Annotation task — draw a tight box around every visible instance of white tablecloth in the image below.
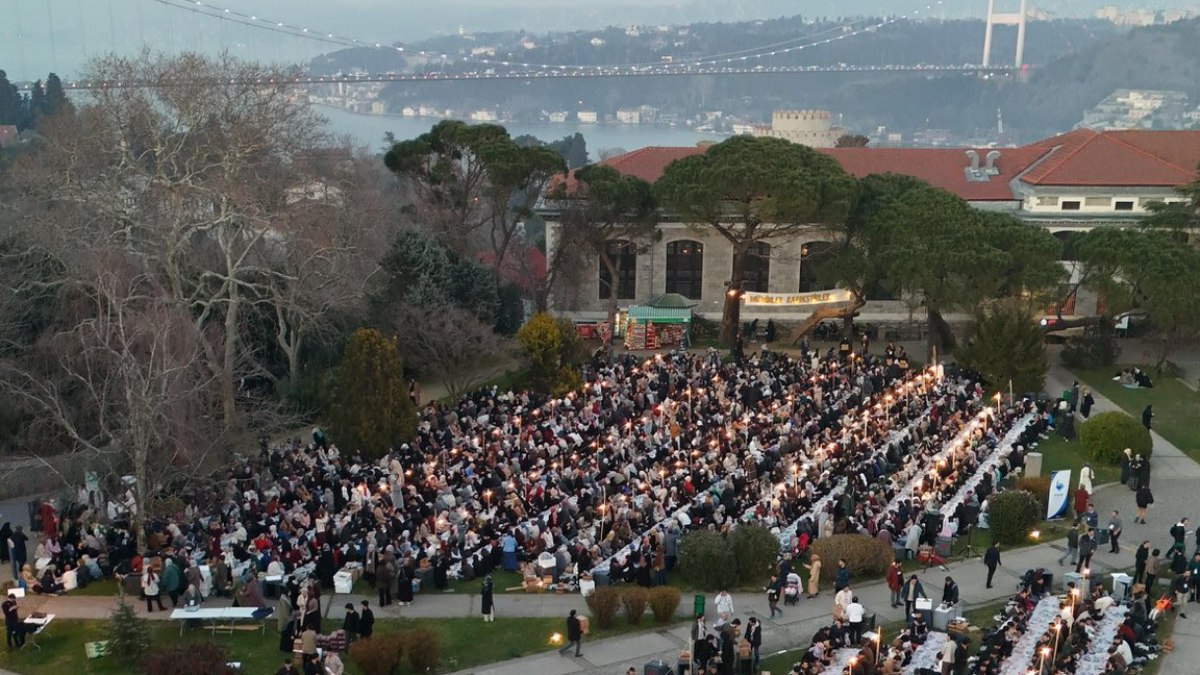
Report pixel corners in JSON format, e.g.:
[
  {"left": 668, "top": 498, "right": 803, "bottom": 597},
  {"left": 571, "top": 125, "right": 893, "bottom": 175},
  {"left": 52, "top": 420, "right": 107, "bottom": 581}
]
[
  {"left": 1075, "top": 604, "right": 1128, "bottom": 675},
  {"left": 818, "top": 647, "right": 863, "bottom": 675},
  {"left": 884, "top": 408, "right": 991, "bottom": 515},
  {"left": 904, "top": 630, "right": 949, "bottom": 674},
  {"left": 998, "top": 596, "right": 1063, "bottom": 675},
  {"left": 941, "top": 412, "right": 1036, "bottom": 519}
]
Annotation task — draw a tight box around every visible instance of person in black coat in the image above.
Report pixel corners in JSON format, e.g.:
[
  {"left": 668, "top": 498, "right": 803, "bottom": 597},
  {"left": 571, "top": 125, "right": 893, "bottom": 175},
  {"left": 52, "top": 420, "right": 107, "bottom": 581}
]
[
  {"left": 359, "top": 600, "right": 375, "bottom": 638},
  {"left": 1142, "top": 405, "right": 1153, "bottom": 430},
  {"left": 341, "top": 603, "right": 360, "bottom": 643},
  {"left": 1080, "top": 390, "right": 1095, "bottom": 419},
  {"left": 396, "top": 559, "right": 414, "bottom": 605},
  {"left": 481, "top": 575, "right": 495, "bottom": 622},
  {"left": 942, "top": 577, "right": 960, "bottom": 606},
  {"left": 558, "top": 609, "right": 583, "bottom": 657},
  {"left": 984, "top": 543, "right": 1002, "bottom": 589},
  {"left": 316, "top": 545, "right": 336, "bottom": 589}
]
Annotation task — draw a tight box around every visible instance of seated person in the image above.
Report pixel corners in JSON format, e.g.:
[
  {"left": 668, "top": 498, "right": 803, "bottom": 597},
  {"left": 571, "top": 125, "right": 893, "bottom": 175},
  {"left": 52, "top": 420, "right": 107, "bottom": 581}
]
[
  {"left": 36, "top": 566, "right": 63, "bottom": 594},
  {"left": 19, "top": 565, "right": 38, "bottom": 591}
]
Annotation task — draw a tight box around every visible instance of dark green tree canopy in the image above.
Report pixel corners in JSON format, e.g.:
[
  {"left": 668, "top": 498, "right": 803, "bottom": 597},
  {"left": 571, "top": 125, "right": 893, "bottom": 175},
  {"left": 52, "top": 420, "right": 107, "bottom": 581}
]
[{"left": 327, "top": 328, "right": 416, "bottom": 459}]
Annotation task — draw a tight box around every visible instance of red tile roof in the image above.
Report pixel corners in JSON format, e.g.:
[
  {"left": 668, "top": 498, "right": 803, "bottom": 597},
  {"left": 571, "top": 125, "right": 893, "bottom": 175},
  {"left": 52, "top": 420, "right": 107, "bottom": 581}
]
[
  {"left": 559, "top": 130, "right": 1200, "bottom": 203},
  {"left": 1018, "top": 129, "right": 1200, "bottom": 186}
]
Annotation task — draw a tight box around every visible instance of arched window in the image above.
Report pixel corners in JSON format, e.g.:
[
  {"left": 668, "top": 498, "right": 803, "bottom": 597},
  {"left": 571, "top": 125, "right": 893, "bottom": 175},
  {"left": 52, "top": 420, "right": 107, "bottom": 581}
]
[
  {"left": 665, "top": 240, "right": 704, "bottom": 299},
  {"left": 1053, "top": 231, "right": 1079, "bottom": 262},
  {"left": 742, "top": 242, "right": 771, "bottom": 293},
  {"left": 797, "top": 241, "right": 834, "bottom": 293},
  {"left": 598, "top": 240, "right": 637, "bottom": 300}
]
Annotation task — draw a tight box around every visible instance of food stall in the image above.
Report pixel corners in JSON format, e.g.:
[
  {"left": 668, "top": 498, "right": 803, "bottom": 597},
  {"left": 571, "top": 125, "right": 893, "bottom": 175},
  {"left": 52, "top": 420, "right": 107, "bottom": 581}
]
[{"left": 623, "top": 304, "right": 693, "bottom": 350}]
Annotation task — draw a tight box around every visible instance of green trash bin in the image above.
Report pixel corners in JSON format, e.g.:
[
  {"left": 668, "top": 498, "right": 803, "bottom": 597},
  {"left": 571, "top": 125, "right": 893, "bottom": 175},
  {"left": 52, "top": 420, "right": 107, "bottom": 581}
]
[{"left": 693, "top": 594, "right": 705, "bottom": 617}]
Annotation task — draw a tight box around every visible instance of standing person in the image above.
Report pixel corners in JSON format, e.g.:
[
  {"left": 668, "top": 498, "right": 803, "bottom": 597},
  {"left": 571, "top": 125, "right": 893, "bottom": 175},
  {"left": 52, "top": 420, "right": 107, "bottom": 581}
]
[
  {"left": 359, "top": 600, "right": 375, "bottom": 638},
  {"left": 766, "top": 575, "right": 782, "bottom": 618},
  {"left": 557, "top": 609, "right": 583, "bottom": 658},
  {"left": 1080, "top": 389, "right": 1095, "bottom": 419},
  {"left": 1058, "top": 527, "right": 1080, "bottom": 567},
  {"left": 984, "top": 543, "right": 1002, "bottom": 589},
  {"left": 1172, "top": 519, "right": 1190, "bottom": 556},
  {"left": 1108, "top": 511, "right": 1123, "bottom": 554},
  {"left": 746, "top": 616, "right": 762, "bottom": 672},
  {"left": 378, "top": 555, "right": 394, "bottom": 607},
  {"left": 714, "top": 589, "right": 734, "bottom": 622},
  {"left": 939, "top": 633, "right": 958, "bottom": 675},
  {"left": 142, "top": 565, "right": 166, "bottom": 612},
  {"left": 481, "top": 575, "right": 495, "bottom": 623},
  {"left": 3, "top": 592, "right": 25, "bottom": 649},
  {"left": 805, "top": 554, "right": 822, "bottom": 598},
  {"left": 7, "top": 526, "right": 27, "bottom": 582},
  {"left": 846, "top": 596, "right": 866, "bottom": 645},
  {"left": 1171, "top": 571, "right": 1190, "bottom": 619},
  {"left": 1073, "top": 487, "right": 1089, "bottom": 526},
  {"left": 1142, "top": 405, "right": 1154, "bottom": 431},
  {"left": 887, "top": 561, "right": 903, "bottom": 607},
  {"left": 501, "top": 531, "right": 519, "bottom": 572},
  {"left": 1145, "top": 549, "right": 1161, "bottom": 592},
  {"left": 342, "top": 603, "right": 360, "bottom": 644},
  {"left": 901, "top": 574, "right": 926, "bottom": 622},
  {"left": 691, "top": 614, "right": 708, "bottom": 669},
  {"left": 1134, "top": 541, "right": 1151, "bottom": 585},
  {"left": 1077, "top": 528, "right": 1097, "bottom": 573},
  {"left": 1135, "top": 485, "right": 1154, "bottom": 524},
  {"left": 834, "top": 585, "right": 853, "bottom": 622},
  {"left": 834, "top": 559, "right": 851, "bottom": 593},
  {"left": 1121, "top": 449, "right": 1133, "bottom": 486},
  {"left": 1079, "top": 464, "right": 1095, "bottom": 495},
  {"left": 941, "top": 577, "right": 960, "bottom": 606}
]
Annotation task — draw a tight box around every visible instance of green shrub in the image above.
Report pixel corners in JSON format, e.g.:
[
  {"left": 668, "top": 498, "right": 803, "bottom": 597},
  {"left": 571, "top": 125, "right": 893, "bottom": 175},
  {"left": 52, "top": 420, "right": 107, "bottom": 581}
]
[
  {"left": 1014, "top": 476, "right": 1052, "bottom": 506},
  {"left": 141, "top": 644, "right": 235, "bottom": 675},
  {"left": 732, "top": 524, "right": 782, "bottom": 586},
  {"left": 678, "top": 530, "right": 738, "bottom": 591},
  {"left": 807, "top": 535, "right": 894, "bottom": 581},
  {"left": 328, "top": 328, "right": 417, "bottom": 459},
  {"left": 1061, "top": 332, "right": 1119, "bottom": 369},
  {"left": 350, "top": 633, "right": 404, "bottom": 675},
  {"left": 404, "top": 628, "right": 441, "bottom": 673},
  {"left": 105, "top": 599, "right": 150, "bottom": 663},
  {"left": 987, "top": 490, "right": 1042, "bottom": 545},
  {"left": 586, "top": 586, "right": 623, "bottom": 629},
  {"left": 1079, "top": 411, "right": 1152, "bottom": 465},
  {"left": 622, "top": 587, "right": 649, "bottom": 624},
  {"left": 648, "top": 586, "right": 682, "bottom": 622}
]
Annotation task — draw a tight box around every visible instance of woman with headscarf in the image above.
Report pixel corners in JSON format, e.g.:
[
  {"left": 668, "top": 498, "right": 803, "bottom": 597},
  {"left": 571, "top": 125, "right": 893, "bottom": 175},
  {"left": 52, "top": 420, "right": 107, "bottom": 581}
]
[
  {"left": 396, "top": 557, "right": 414, "bottom": 605},
  {"left": 316, "top": 544, "right": 336, "bottom": 589}
]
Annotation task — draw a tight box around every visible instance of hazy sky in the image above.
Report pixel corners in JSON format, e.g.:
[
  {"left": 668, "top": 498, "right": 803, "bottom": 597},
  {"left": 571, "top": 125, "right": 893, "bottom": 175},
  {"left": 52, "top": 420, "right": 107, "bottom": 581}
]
[{"left": 0, "top": 0, "right": 1172, "bottom": 81}]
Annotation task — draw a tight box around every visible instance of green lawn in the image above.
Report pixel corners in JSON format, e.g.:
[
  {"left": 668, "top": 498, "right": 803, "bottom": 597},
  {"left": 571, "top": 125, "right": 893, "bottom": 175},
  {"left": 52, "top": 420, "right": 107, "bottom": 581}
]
[
  {"left": 0, "top": 614, "right": 658, "bottom": 675},
  {"left": 1072, "top": 365, "right": 1200, "bottom": 462},
  {"left": 1034, "top": 435, "right": 1121, "bottom": 486}
]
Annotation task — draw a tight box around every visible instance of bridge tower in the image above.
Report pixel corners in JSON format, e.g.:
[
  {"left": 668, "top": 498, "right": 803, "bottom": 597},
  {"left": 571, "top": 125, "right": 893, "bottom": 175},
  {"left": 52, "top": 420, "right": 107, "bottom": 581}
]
[{"left": 982, "top": 0, "right": 1028, "bottom": 68}]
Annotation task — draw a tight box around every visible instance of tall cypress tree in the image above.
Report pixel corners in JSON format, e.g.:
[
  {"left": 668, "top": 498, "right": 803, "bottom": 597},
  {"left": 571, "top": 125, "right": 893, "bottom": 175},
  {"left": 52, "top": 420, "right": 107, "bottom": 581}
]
[
  {"left": 29, "top": 80, "right": 46, "bottom": 122},
  {"left": 0, "top": 70, "right": 19, "bottom": 126},
  {"left": 44, "top": 73, "right": 71, "bottom": 118}
]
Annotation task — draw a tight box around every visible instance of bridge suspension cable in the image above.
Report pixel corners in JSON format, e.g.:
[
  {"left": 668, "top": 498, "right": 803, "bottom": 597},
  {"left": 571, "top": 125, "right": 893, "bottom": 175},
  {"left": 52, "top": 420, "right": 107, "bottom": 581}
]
[{"left": 148, "top": 0, "right": 958, "bottom": 74}]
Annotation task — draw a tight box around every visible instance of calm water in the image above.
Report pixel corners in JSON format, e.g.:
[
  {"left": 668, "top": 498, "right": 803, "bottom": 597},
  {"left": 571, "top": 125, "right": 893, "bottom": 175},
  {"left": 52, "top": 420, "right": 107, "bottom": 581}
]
[{"left": 318, "top": 105, "right": 726, "bottom": 154}]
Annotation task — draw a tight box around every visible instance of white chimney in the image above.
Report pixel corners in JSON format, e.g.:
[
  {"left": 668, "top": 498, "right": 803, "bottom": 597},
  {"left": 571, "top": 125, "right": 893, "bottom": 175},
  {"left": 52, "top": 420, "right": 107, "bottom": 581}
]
[
  {"left": 985, "top": 150, "right": 1001, "bottom": 175},
  {"left": 965, "top": 150, "right": 980, "bottom": 170}
]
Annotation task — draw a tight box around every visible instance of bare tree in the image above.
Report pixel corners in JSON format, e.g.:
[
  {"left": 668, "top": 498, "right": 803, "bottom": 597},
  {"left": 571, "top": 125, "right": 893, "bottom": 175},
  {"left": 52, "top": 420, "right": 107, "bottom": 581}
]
[
  {"left": 3, "top": 51, "right": 334, "bottom": 428},
  {"left": 0, "top": 256, "right": 229, "bottom": 549},
  {"left": 392, "top": 305, "right": 509, "bottom": 399}
]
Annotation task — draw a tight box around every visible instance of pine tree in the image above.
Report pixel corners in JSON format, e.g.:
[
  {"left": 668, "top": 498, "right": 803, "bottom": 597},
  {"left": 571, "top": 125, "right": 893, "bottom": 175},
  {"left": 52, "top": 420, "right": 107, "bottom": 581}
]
[
  {"left": 105, "top": 598, "right": 151, "bottom": 662},
  {"left": 44, "top": 73, "right": 72, "bottom": 118},
  {"left": 327, "top": 328, "right": 416, "bottom": 459}
]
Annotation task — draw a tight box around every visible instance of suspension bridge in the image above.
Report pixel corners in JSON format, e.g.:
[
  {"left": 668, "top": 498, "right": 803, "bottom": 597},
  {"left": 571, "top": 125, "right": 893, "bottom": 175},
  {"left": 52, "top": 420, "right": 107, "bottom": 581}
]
[{"left": 5, "top": 0, "right": 1036, "bottom": 90}]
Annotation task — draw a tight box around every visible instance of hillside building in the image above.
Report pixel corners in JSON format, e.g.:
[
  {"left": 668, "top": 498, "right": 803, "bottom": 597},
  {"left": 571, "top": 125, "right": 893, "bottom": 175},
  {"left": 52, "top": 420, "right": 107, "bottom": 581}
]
[{"left": 540, "top": 129, "right": 1200, "bottom": 324}]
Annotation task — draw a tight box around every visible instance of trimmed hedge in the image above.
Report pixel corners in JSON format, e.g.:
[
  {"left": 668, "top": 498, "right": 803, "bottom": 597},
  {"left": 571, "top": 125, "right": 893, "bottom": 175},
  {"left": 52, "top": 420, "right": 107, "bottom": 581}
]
[
  {"left": 586, "top": 586, "right": 623, "bottom": 629},
  {"left": 732, "top": 524, "right": 783, "bottom": 586},
  {"left": 648, "top": 586, "right": 682, "bottom": 622},
  {"left": 807, "top": 535, "right": 894, "bottom": 581},
  {"left": 350, "top": 636, "right": 404, "bottom": 675},
  {"left": 404, "top": 628, "right": 441, "bottom": 672},
  {"left": 678, "top": 530, "right": 738, "bottom": 591},
  {"left": 987, "top": 490, "right": 1042, "bottom": 545},
  {"left": 1078, "top": 411, "right": 1152, "bottom": 465},
  {"left": 622, "top": 587, "right": 649, "bottom": 624}
]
